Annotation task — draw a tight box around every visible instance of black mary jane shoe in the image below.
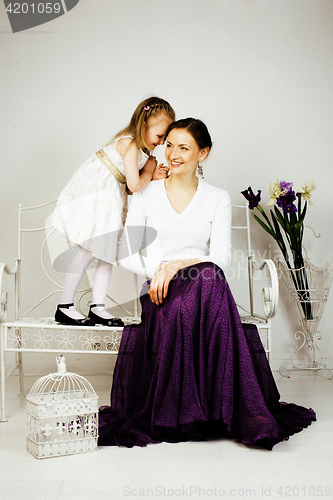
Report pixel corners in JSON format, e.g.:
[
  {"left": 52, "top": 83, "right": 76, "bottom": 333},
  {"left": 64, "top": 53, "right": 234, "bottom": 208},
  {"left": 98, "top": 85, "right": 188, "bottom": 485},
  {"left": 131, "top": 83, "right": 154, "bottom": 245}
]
[
  {"left": 88, "top": 303, "right": 125, "bottom": 327},
  {"left": 55, "top": 303, "right": 96, "bottom": 326}
]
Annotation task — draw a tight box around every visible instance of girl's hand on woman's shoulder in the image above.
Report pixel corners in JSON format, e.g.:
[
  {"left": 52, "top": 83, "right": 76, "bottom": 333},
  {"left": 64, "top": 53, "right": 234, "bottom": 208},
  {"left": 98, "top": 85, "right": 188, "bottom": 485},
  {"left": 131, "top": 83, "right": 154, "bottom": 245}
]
[
  {"left": 123, "top": 144, "right": 155, "bottom": 193},
  {"left": 143, "top": 156, "right": 157, "bottom": 175},
  {"left": 152, "top": 164, "right": 169, "bottom": 180}
]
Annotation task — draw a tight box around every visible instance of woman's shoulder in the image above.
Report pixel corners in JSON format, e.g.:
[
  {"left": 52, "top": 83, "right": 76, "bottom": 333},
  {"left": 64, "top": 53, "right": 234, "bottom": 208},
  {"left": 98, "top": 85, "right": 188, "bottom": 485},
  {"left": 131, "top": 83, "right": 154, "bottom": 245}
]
[
  {"left": 142, "top": 179, "right": 164, "bottom": 195},
  {"left": 133, "top": 179, "right": 163, "bottom": 201},
  {"left": 199, "top": 179, "right": 231, "bottom": 203}
]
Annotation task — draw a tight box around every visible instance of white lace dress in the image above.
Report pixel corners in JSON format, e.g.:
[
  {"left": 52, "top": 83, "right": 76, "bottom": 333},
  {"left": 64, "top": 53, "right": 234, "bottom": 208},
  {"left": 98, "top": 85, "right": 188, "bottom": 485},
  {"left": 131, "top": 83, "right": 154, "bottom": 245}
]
[{"left": 50, "top": 137, "right": 148, "bottom": 264}]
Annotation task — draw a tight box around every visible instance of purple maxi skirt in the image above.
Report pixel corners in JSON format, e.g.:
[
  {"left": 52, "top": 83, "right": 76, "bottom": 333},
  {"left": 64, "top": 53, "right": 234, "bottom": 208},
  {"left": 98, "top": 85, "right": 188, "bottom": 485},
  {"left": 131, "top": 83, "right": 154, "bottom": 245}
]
[{"left": 99, "top": 263, "right": 316, "bottom": 449}]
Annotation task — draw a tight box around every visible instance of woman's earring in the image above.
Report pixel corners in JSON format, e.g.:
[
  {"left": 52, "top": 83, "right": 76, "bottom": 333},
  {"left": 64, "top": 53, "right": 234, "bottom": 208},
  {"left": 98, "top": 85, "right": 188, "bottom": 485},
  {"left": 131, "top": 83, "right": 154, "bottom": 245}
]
[{"left": 197, "top": 164, "right": 204, "bottom": 178}]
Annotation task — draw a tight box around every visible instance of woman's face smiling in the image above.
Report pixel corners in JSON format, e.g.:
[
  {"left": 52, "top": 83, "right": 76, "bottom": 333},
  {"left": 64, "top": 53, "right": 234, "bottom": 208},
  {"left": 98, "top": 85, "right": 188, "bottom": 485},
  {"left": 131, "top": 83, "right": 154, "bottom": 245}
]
[{"left": 165, "top": 128, "right": 208, "bottom": 176}]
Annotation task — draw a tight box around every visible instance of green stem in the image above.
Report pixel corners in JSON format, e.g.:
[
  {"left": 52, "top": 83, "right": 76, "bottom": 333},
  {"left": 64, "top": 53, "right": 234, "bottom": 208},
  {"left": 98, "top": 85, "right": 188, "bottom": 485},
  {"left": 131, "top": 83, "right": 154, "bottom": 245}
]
[{"left": 257, "top": 205, "right": 275, "bottom": 232}]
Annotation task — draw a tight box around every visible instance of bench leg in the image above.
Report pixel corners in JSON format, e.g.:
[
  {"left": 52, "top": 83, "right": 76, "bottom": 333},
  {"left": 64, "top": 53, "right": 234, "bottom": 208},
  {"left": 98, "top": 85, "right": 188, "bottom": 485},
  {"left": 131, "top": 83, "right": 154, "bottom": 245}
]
[
  {"left": 0, "top": 324, "right": 8, "bottom": 422},
  {"left": 17, "top": 351, "right": 24, "bottom": 397}
]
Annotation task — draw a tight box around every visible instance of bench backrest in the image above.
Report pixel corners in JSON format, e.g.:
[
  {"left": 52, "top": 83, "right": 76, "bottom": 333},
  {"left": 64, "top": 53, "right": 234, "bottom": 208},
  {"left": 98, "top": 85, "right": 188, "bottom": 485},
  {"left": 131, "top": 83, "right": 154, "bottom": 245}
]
[{"left": 13, "top": 200, "right": 258, "bottom": 320}]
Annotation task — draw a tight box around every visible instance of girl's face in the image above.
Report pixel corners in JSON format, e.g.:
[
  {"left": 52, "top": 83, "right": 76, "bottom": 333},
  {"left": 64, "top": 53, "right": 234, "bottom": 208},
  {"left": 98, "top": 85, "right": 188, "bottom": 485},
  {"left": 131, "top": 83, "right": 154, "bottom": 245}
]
[
  {"left": 165, "top": 128, "right": 209, "bottom": 176},
  {"left": 144, "top": 112, "right": 173, "bottom": 151}
]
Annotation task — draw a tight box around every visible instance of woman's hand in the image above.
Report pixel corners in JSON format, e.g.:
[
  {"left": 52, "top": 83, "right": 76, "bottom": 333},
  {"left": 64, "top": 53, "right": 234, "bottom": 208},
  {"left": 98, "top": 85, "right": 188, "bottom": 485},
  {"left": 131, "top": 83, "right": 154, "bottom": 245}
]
[
  {"left": 148, "top": 261, "right": 181, "bottom": 305},
  {"left": 143, "top": 156, "right": 158, "bottom": 176},
  {"left": 152, "top": 163, "right": 169, "bottom": 180},
  {"left": 148, "top": 258, "right": 202, "bottom": 305}
]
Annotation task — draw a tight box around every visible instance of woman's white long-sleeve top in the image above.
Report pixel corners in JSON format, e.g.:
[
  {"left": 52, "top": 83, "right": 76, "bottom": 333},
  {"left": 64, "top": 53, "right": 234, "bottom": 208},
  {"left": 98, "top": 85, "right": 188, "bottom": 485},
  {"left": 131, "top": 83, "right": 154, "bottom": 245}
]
[{"left": 117, "top": 177, "right": 232, "bottom": 279}]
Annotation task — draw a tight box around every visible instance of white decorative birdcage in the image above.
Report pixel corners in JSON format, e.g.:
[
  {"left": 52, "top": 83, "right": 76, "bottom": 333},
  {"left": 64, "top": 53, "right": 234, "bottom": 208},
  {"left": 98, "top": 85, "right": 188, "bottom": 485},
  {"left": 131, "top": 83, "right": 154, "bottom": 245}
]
[{"left": 26, "top": 355, "right": 98, "bottom": 459}]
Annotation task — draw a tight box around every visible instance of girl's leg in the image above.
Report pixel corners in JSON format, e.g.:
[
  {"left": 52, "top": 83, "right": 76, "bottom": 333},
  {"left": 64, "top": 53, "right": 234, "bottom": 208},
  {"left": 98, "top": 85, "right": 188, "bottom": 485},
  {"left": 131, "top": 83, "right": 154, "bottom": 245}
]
[
  {"left": 59, "top": 246, "right": 95, "bottom": 319},
  {"left": 91, "top": 260, "right": 115, "bottom": 319}
]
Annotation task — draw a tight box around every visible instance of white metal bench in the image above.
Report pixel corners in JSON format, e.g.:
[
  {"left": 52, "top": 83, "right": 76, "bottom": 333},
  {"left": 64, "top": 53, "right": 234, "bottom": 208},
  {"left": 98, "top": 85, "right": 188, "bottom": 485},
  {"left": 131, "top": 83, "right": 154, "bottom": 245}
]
[{"left": 0, "top": 200, "right": 278, "bottom": 422}]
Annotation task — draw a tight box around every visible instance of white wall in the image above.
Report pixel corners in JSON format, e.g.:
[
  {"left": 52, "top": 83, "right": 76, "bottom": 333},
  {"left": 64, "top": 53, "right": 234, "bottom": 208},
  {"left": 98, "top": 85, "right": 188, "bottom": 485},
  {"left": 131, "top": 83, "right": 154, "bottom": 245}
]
[{"left": 1, "top": 0, "right": 333, "bottom": 373}]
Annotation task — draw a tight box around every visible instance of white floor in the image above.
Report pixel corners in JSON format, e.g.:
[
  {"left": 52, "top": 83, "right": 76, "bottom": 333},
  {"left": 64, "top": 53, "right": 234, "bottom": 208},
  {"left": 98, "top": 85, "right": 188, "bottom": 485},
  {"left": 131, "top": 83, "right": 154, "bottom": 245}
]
[{"left": 0, "top": 370, "right": 332, "bottom": 500}]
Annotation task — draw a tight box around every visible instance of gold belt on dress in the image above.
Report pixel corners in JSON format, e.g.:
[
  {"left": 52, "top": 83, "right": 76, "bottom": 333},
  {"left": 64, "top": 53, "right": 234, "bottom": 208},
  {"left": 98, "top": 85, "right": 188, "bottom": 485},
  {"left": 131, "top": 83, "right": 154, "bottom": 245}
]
[{"left": 96, "top": 149, "right": 127, "bottom": 184}]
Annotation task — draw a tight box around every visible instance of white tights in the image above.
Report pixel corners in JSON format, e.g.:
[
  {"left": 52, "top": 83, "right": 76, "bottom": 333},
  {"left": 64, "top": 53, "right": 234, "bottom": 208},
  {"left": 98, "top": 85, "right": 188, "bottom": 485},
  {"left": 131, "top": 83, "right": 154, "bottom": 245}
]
[
  {"left": 60, "top": 246, "right": 114, "bottom": 320},
  {"left": 91, "top": 259, "right": 114, "bottom": 319}
]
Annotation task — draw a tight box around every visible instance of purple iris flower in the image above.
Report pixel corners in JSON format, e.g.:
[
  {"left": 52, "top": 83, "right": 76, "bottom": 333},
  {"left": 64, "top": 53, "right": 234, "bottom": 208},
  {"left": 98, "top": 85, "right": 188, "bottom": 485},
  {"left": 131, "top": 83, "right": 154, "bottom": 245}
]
[
  {"left": 276, "top": 190, "right": 297, "bottom": 213},
  {"left": 241, "top": 187, "right": 261, "bottom": 209},
  {"left": 280, "top": 181, "right": 294, "bottom": 192}
]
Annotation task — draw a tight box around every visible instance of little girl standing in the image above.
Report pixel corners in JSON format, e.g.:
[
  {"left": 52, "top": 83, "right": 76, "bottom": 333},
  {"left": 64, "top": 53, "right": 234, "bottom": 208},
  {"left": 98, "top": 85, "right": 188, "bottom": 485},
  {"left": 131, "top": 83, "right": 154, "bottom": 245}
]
[{"left": 51, "top": 96, "right": 175, "bottom": 326}]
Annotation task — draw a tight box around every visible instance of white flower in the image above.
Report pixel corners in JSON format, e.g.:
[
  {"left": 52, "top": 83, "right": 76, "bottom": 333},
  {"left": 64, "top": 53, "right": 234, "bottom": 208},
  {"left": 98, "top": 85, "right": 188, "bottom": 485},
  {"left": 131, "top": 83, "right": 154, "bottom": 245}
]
[
  {"left": 8, "top": 328, "right": 28, "bottom": 349},
  {"left": 296, "top": 179, "right": 316, "bottom": 205},
  {"left": 104, "top": 331, "right": 122, "bottom": 352},
  {"left": 267, "top": 179, "right": 287, "bottom": 206},
  {"left": 79, "top": 332, "right": 101, "bottom": 351},
  {"left": 55, "top": 330, "right": 76, "bottom": 350},
  {"left": 31, "top": 329, "right": 53, "bottom": 349}
]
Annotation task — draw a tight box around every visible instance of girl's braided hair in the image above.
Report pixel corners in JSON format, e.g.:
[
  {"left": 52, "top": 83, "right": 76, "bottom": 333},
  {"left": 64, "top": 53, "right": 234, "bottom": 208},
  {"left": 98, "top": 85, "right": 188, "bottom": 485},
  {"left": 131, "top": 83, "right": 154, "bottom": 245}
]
[{"left": 107, "top": 96, "right": 175, "bottom": 154}]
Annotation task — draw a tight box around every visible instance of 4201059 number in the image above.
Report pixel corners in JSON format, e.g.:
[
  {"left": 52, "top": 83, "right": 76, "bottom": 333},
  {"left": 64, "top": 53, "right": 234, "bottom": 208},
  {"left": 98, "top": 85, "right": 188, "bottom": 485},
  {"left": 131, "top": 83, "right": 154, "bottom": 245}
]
[
  {"left": 277, "top": 486, "right": 332, "bottom": 497},
  {"left": 6, "top": 3, "right": 62, "bottom": 14}
]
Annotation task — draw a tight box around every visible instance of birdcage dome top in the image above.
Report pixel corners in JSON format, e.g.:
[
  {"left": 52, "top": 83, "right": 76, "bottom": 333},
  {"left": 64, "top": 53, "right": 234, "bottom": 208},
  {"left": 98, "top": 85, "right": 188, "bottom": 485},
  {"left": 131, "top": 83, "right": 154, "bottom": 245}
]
[{"left": 26, "top": 355, "right": 97, "bottom": 404}]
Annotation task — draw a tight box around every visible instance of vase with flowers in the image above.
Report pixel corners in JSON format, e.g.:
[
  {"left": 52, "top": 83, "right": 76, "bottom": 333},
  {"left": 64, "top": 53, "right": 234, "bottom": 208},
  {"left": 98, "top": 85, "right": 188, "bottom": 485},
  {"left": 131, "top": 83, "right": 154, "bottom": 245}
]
[{"left": 241, "top": 180, "right": 333, "bottom": 378}]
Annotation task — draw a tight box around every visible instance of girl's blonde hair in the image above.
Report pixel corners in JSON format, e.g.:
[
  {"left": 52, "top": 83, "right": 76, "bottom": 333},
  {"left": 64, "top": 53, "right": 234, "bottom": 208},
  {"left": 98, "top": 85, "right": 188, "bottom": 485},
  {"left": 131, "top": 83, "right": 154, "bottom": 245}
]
[{"left": 106, "top": 96, "right": 175, "bottom": 153}]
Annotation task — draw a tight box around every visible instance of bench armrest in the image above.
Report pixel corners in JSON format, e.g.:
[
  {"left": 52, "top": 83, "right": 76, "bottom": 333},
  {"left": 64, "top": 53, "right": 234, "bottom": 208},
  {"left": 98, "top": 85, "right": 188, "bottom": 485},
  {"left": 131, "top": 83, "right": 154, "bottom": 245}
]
[
  {"left": 252, "top": 258, "right": 279, "bottom": 320},
  {"left": 0, "top": 260, "right": 19, "bottom": 322}
]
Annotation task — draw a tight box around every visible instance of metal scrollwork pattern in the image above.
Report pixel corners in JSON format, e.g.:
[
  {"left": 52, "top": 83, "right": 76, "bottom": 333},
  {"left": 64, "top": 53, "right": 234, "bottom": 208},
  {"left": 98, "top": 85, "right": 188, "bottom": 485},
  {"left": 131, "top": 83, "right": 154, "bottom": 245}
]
[
  {"left": 104, "top": 330, "right": 123, "bottom": 352},
  {"left": 7, "top": 328, "right": 28, "bottom": 349},
  {"left": 31, "top": 329, "right": 53, "bottom": 350},
  {"left": 55, "top": 330, "right": 76, "bottom": 350},
  {"left": 79, "top": 331, "right": 101, "bottom": 351}
]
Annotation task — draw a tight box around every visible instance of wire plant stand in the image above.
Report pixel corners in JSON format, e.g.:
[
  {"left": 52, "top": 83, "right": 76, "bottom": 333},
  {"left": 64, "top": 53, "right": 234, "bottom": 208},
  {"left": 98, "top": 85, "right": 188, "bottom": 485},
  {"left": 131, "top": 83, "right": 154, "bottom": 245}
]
[{"left": 278, "top": 259, "right": 333, "bottom": 379}]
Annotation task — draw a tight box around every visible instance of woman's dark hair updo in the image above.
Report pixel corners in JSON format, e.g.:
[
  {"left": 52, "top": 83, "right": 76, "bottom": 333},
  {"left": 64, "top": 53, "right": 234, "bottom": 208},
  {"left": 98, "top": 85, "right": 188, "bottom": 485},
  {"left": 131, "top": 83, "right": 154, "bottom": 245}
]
[{"left": 166, "top": 118, "right": 213, "bottom": 154}]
